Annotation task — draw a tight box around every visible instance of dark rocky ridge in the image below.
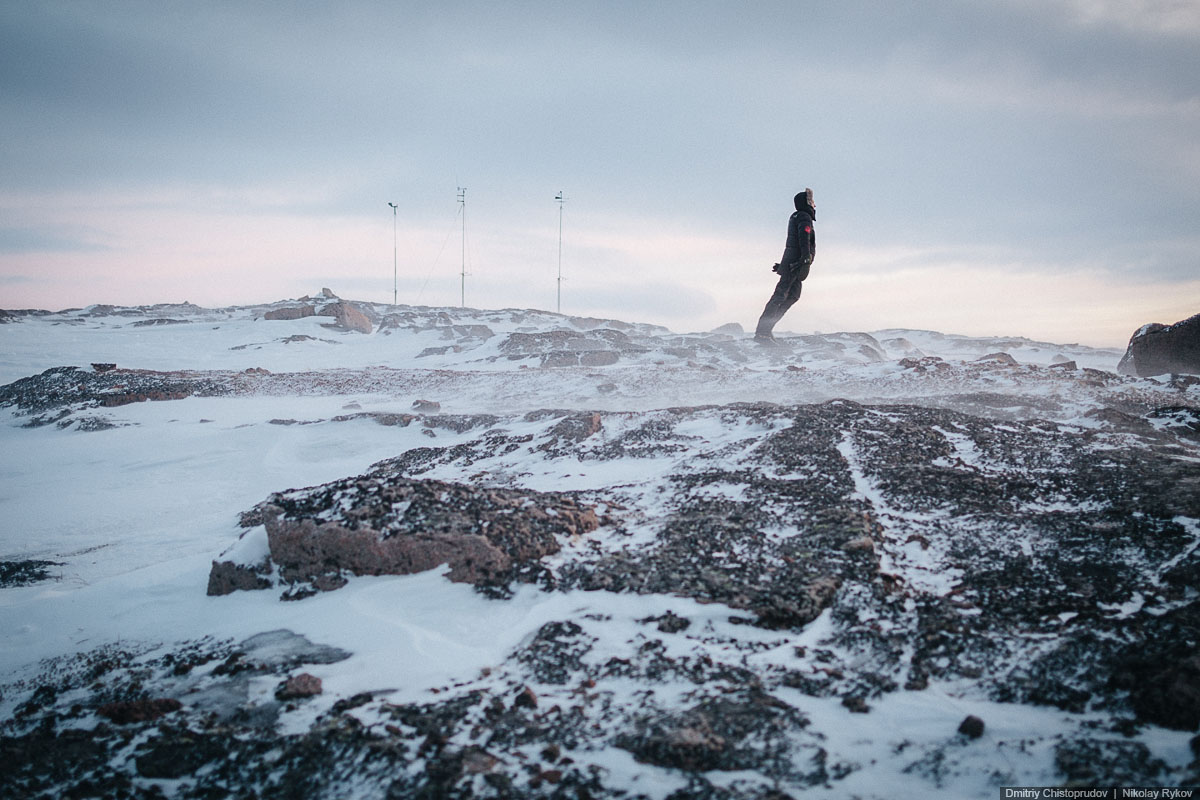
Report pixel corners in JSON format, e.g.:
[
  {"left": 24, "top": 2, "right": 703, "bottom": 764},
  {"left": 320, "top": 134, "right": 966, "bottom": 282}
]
[
  {"left": 152, "top": 396, "right": 1200, "bottom": 795},
  {"left": 367, "top": 400, "right": 1200, "bottom": 728},
  {"left": 0, "top": 560, "right": 62, "bottom": 588},
  {"left": 1119, "top": 313, "right": 1200, "bottom": 377},
  {"left": 0, "top": 365, "right": 230, "bottom": 419},
  {"left": 5, "top": 356, "right": 1196, "bottom": 440}
]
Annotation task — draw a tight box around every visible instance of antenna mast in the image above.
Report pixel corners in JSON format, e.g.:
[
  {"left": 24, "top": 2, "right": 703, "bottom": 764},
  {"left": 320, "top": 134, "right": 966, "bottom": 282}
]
[
  {"left": 457, "top": 187, "right": 467, "bottom": 307},
  {"left": 555, "top": 191, "right": 566, "bottom": 313},
  {"left": 387, "top": 202, "right": 398, "bottom": 306}
]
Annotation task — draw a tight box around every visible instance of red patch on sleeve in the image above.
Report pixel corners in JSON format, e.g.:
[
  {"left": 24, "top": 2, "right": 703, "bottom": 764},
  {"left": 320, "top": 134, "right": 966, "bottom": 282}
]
[{"left": 804, "top": 225, "right": 812, "bottom": 233}]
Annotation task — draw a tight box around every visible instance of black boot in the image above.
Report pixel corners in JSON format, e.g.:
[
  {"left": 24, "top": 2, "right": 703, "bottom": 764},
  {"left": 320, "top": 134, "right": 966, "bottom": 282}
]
[{"left": 754, "top": 305, "right": 783, "bottom": 342}]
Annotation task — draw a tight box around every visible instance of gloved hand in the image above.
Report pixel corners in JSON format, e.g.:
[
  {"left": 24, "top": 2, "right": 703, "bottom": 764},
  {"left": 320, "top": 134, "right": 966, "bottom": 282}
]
[{"left": 771, "top": 263, "right": 782, "bottom": 274}]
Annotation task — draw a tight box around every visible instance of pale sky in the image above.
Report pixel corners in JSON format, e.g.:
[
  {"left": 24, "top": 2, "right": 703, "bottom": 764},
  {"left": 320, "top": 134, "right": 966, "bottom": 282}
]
[{"left": 2, "top": 0, "right": 1198, "bottom": 346}]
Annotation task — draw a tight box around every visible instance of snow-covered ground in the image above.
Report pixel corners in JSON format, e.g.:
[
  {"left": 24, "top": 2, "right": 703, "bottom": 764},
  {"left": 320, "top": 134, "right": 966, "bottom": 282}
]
[
  {"left": 1, "top": 294, "right": 1196, "bottom": 798},
  {"left": 0, "top": 299, "right": 1125, "bottom": 383}
]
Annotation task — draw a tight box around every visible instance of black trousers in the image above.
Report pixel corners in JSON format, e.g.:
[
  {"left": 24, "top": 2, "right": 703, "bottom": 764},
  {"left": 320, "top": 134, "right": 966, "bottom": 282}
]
[{"left": 755, "top": 267, "right": 805, "bottom": 337}]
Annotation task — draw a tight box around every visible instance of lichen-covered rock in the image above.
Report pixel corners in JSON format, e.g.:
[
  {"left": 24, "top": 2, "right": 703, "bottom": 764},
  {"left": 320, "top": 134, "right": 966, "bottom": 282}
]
[
  {"left": 333, "top": 399, "right": 1200, "bottom": 730},
  {"left": 217, "top": 475, "right": 600, "bottom": 596},
  {"left": 615, "top": 690, "right": 810, "bottom": 776}
]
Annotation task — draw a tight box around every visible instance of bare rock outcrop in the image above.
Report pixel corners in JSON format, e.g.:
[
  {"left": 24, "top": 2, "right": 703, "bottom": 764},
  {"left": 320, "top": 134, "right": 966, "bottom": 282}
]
[
  {"left": 275, "top": 673, "right": 322, "bottom": 700},
  {"left": 975, "top": 352, "right": 1018, "bottom": 366},
  {"left": 497, "top": 329, "right": 634, "bottom": 368},
  {"left": 97, "top": 698, "right": 182, "bottom": 725},
  {"left": 0, "top": 366, "right": 228, "bottom": 419},
  {"left": 206, "top": 559, "right": 272, "bottom": 596},
  {"left": 615, "top": 690, "right": 807, "bottom": 774},
  {"left": 1118, "top": 313, "right": 1200, "bottom": 377},
  {"left": 321, "top": 301, "right": 372, "bottom": 334},
  {"left": 263, "top": 305, "right": 315, "bottom": 321},
  {"left": 212, "top": 475, "right": 600, "bottom": 597}
]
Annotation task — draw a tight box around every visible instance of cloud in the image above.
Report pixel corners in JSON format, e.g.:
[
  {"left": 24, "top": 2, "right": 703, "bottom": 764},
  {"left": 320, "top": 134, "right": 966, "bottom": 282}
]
[
  {"left": 0, "top": 227, "right": 108, "bottom": 254},
  {"left": 862, "top": 51, "right": 1200, "bottom": 120},
  {"left": 0, "top": 274, "right": 38, "bottom": 285},
  {"left": 0, "top": 1, "right": 1195, "bottom": 347},
  {"left": 1031, "top": 0, "right": 1200, "bottom": 38}
]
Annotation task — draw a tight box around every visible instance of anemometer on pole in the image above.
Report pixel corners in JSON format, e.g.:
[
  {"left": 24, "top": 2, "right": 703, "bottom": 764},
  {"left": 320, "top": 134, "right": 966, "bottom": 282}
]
[
  {"left": 555, "top": 191, "right": 566, "bottom": 314},
  {"left": 457, "top": 187, "right": 467, "bottom": 307},
  {"left": 387, "top": 202, "right": 398, "bottom": 306}
]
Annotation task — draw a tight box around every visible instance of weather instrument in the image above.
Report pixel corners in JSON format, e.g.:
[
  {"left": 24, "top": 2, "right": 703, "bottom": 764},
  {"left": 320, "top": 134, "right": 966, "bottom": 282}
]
[
  {"left": 387, "top": 202, "right": 398, "bottom": 306},
  {"left": 457, "top": 187, "right": 467, "bottom": 307},
  {"left": 555, "top": 191, "right": 567, "bottom": 314}
]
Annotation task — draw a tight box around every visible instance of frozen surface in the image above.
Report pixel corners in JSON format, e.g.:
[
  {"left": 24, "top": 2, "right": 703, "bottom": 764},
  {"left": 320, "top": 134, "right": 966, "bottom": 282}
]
[{"left": 1, "top": 295, "right": 1196, "bottom": 798}]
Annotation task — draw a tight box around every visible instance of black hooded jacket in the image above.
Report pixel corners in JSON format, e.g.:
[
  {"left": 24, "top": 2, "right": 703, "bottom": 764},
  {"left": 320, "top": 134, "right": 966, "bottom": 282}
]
[{"left": 779, "top": 194, "right": 815, "bottom": 274}]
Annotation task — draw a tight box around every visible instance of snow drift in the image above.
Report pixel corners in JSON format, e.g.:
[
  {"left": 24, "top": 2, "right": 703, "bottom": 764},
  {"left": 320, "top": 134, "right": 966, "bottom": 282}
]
[{"left": 2, "top": 294, "right": 1198, "bottom": 798}]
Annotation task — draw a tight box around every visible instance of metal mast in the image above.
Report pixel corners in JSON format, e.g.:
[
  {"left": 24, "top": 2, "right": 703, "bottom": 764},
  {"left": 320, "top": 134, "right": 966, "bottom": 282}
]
[
  {"left": 555, "top": 191, "right": 566, "bottom": 313},
  {"left": 387, "top": 202, "right": 398, "bottom": 306},
  {"left": 457, "top": 187, "right": 467, "bottom": 307}
]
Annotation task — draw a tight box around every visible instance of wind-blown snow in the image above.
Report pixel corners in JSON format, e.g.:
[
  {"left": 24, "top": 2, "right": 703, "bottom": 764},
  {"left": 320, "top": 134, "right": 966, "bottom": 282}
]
[{"left": 1, "top": 296, "right": 1196, "bottom": 798}]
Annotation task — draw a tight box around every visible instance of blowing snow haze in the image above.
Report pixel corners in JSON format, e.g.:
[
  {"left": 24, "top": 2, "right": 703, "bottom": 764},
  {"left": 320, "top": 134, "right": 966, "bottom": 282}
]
[
  {"left": 1, "top": 1, "right": 1199, "bottom": 345},
  {"left": 1, "top": 294, "right": 1199, "bottom": 796}
]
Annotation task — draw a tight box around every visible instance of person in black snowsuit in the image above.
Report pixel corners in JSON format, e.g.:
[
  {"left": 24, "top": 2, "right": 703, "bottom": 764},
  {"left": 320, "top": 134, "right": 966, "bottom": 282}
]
[{"left": 754, "top": 189, "right": 815, "bottom": 342}]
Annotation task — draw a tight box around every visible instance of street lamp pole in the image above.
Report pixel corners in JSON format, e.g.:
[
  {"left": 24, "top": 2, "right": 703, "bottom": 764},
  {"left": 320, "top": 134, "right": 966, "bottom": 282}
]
[{"left": 387, "top": 202, "right": 398, "bottom": 306}]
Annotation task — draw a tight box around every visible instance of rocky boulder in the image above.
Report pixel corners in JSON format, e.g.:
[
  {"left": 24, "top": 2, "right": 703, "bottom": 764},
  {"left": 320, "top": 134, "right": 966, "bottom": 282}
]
[
  {"left": 276, "top": 673, "right": 323, "bottom": 700},
  {"left": 212, "top": 475, "right": 600, "bottom": 597},
  {"left": 1118, "top": 313, "right": 1200, "bottom": 377},
  {"left": 263, "top": 305, "right": 315, "bottom": 321},
  {"left": 321, "top": 301, "right": 372, "bottom": 334},
  {"left": 616, "top": 690, "right": 808, "bottom": 774},
  {"left": 975, "top": 352, "right": 1019, "bottom": 366}
]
